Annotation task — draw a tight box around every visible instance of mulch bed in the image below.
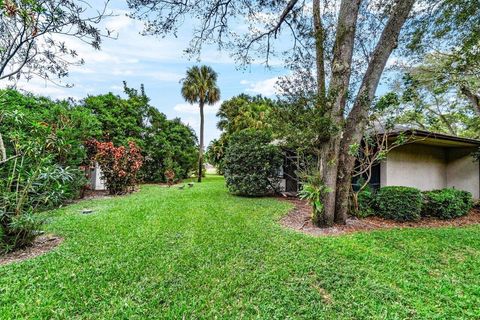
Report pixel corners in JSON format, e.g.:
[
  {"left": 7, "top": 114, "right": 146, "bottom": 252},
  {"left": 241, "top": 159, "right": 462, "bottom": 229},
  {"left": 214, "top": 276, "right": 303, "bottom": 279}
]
[
  {"left": 280, "top": 198, "right": 480, "bottom": 236},
  {"left": 0, "top": 235, "right": 63, "bottom": 266}
]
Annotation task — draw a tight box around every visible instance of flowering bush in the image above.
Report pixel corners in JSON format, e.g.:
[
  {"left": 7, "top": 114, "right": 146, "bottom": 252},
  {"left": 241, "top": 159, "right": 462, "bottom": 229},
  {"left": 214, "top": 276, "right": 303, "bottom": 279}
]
[{"left": 88, "top": 140, "right": 143, "bottom": 195}]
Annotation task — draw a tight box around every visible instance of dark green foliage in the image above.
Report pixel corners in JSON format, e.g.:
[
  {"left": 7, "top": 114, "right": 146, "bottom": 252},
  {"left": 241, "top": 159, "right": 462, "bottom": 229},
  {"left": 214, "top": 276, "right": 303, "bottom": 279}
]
[
  {"left": 208, "top": 94, "right": 276, "bottom": 174},
  {"left": 0, "top": 89, "right": 102, "bottom": 167},
  {"left": 223, "top": 130, "right": 282, "bottom": 196},
  {"left": 376, "top": 186, "right": 423, "bottom": 221},
  {"left": 205, "top": 137, "right": 227, "bottom": 174},
  {"left": 357, "top": 190, "right": 376, "bottom": 218},
  {"left": 423, "top": 188, "right": 473, "bottom": 219}
]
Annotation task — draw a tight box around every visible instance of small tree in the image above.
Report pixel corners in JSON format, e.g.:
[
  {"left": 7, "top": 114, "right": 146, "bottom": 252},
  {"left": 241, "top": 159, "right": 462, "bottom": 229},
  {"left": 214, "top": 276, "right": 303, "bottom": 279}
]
[
  {"left": 181, "top": 65, "right": 220, "bottom": 183},
  {"left": 223, "top": 130, "right": 282, "bottom": 196},
  {"left": 349, "top": 125, "right": 412, "bottom": 215},
  {"left": 89, "top": 140, "right": 143, "bottom": 195}
]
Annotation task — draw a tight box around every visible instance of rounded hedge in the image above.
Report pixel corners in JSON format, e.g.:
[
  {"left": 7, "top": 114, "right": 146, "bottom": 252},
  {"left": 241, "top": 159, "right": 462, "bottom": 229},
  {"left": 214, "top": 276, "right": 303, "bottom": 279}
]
[
  {"left": 422, "top": 188, "right": 473, "bottom": 219},
  {"left": 223, "top": 130, "right": 282, "bottom": 196},
  {"left": 376, "top": 186, "right": 423, "bottom": 221}
]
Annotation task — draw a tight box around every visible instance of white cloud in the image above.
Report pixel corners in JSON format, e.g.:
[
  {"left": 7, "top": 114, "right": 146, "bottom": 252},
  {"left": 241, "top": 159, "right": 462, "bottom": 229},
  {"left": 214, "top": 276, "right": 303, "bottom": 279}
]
[
  {"left": 181, "top": 116, "right": 199, "bottom": 128},
  {"left": 105, "top": 12, "right": 133, "bottom": 33},
  {"left": 109, "top": 85, "right": 123, "bottom": 91},
  {"left": 1, "top": 78, "right": 82, "bottom": 101},
  {"left": 173, "top": 100, "right": 222, "bottom": 115},
  {"left": 242, "top": 77, "right": 281, "bottom": 96},
  {"left": 148, "top": 71, "right": 183, "bottom": 82}
]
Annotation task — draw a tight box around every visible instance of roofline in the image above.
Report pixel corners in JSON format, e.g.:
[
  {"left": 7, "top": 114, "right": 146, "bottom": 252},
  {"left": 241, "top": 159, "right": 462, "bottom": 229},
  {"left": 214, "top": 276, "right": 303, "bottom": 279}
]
[{"left": 388, "top": 129, "right": 480, "bottom": 146}]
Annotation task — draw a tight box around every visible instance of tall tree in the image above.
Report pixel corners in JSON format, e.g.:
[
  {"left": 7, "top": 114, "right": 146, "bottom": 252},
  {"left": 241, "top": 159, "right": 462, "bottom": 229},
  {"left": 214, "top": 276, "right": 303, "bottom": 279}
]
[
  {"left": 181, "top": 65, "right": 220, "bottom": 182},
  {"left": 390, "top": 71, "right": 479, "bottom": 138},
  {"left": 0, "top": 0, "right": 111, "bottom": 82},
  {"left": 128, "top": 0, "right": 473, "bottom": 226},
  {"left": 0, "top": 0, "right": 111, "bottom": 167},
  {"left": 208, "top": 94, "right": 276, "bottom": 174}
]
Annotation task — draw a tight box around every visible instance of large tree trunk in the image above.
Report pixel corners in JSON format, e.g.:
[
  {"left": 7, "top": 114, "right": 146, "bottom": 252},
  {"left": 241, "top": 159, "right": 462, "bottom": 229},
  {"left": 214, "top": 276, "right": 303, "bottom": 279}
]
[
  {"left": 198, "top": 100, "right": 205, "bottom": 183},
  {"left": 314, "top": 0, "right": 361, "bottom": 227},
  {"left": 334, "top": 0, "right": 416, "bottom": 224}
]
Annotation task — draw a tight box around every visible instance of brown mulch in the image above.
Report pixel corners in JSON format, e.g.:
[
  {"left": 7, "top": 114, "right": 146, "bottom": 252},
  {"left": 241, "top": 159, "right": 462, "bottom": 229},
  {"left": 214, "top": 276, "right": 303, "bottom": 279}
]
[
  {"left": 280, "top": 198, "right": 480, "bottom": 236},
  {"left": 0, "top": 235, "right": 63, "bottom": 266}
]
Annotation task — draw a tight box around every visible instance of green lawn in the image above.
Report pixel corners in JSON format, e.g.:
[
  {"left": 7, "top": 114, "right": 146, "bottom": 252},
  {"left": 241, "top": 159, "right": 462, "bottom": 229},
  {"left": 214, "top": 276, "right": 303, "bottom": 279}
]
[{"left": 1, "top": 176, "right": 479, "bottom": 319}]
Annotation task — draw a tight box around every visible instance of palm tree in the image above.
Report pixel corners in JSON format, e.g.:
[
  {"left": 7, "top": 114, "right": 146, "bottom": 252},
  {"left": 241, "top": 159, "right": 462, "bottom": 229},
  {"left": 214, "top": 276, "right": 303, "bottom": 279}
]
[{"left": 181, "top": 65, "right": 220, "bottom": 182}]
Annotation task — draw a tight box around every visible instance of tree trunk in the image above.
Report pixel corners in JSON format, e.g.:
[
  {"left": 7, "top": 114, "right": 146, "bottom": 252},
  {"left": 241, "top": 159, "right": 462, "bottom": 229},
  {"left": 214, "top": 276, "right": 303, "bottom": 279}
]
[
  {"left": 334, "top": 0, "right": 416, "bottom": 223},
  {"left": 0, "top": 131, "right": 6, "bottom": 163},
  {"left": 312, "top": 0, "right": 361, "bottom": 228},
  {"left": 461, "top": 86, "right": 480, "bottom": 115},
  {"left": 315, "top": 136, "right": 341, "bottom": 227},
  {"left": 198, "top": 100, "right": 205, "bottom": 183},
  {"left": 313, "top": 0, "right": 326, "bottom": 104}
]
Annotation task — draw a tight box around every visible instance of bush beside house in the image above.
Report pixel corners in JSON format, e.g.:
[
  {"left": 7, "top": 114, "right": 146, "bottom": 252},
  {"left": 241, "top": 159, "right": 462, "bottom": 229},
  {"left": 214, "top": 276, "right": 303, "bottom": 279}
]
[
  {"left": 422, "top": 189, "right": 473, "bottom": 219},
  {"left": 376, "top": 186, "right": 424, "bottom": 221},
  {"left": 358, "top": 186, "right": 474, "bottom": 221}
]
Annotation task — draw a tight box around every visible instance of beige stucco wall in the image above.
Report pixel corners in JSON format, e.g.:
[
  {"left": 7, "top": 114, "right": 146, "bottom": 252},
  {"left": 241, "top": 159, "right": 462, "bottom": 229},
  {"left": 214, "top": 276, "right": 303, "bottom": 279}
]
[
  {"left": 90, "top": 162, "right": 106, "bottom": 191},
  {"left": 383, "top": 144, "right": 447, "bottom": 191},
  {"left": 382, "top": 144, "right": 479, "bottom": 198},
  {"left": 446, "top": 148, "right": 480, "bottom": 198}
]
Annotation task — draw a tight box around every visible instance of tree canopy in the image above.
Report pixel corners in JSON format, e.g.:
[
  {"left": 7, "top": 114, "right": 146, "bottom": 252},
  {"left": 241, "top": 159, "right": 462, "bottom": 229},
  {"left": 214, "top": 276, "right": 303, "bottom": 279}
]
[{"left": 0, "top": 0, "right": 111, "bottom": 82}]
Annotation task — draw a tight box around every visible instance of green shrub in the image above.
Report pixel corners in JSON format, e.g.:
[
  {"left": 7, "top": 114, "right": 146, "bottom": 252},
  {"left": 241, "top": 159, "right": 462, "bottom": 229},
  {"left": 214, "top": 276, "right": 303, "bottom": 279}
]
[
  {"left": 357, "top": 190, "right": 376, "bottom": 218},
  {"left": 223, "top": 130, "right": 282, "bottom": 196},
  {"left": 298, "top": 170, "right": 332, "bottom": 223},
  {"left": 422, "top": 188, "right": 473, "bottom": 219},
  {"left": 376, "top": 186, "right": 423, "bottom": 221}
]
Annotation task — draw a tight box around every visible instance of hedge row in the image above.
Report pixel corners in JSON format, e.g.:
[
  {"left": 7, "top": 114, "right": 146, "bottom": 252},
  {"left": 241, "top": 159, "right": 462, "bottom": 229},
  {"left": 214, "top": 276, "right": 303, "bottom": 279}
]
[{"left": 358, "top": 186, "right": 474, "bottom": 221}]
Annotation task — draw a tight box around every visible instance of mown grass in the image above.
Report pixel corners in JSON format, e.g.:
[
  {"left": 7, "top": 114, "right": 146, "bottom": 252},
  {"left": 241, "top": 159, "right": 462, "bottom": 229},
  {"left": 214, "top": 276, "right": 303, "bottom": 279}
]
[{"left": 1, "top": 175, "right": 479, "bottom": 319}]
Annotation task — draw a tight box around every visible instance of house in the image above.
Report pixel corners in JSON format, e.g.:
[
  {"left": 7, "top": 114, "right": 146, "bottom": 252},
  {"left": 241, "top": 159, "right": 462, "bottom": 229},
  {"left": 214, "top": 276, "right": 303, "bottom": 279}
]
[
  {"left": 86, "top": 162, "right": 106, "bottom": 191},
  {"left": 279, "top": 128, "right": 480, "bottom": 198}
]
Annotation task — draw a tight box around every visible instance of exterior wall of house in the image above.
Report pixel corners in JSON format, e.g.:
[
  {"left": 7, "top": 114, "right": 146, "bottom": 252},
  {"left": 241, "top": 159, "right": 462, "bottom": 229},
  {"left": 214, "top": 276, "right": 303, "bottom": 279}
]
[
  {"left": 446, "top": 148, "right": 480, "bottom": 199},
  {"left": 381, "top": 144, "right": 480, "bottom": 199},
  {"left": 90, "top": 162, "right": 106, "bottom": 191},
  {"left": 383, "top": 144, "right": 447, "bottom": 191}
]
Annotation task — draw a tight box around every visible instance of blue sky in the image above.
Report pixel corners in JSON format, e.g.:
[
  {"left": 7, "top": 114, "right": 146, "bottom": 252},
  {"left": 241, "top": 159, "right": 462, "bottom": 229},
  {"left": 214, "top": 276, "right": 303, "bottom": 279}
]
[{"left": 9, "top": 1, "right": 287, "bottom": 145}]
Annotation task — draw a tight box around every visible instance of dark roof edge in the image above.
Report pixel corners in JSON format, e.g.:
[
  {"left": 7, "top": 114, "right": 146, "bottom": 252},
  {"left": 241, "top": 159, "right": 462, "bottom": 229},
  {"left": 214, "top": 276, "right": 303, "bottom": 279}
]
[{"left": 388, "top": 129, "right": 480, "bottom": 146}]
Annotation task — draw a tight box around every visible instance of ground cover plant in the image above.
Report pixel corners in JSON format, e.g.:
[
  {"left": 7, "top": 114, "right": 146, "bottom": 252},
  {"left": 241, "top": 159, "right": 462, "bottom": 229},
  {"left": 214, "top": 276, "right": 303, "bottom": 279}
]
[{"left": 1, "top": 176, "right": 479, "bottom": 319}]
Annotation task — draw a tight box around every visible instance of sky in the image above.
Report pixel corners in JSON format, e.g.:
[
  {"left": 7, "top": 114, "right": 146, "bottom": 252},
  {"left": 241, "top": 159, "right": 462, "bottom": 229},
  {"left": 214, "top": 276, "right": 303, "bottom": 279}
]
[
  {"left": 4, "top": 1, "right": 398, "bottom": 146},
  {"left": 6, "top": 1, "right": 287, "bottom": 145}
]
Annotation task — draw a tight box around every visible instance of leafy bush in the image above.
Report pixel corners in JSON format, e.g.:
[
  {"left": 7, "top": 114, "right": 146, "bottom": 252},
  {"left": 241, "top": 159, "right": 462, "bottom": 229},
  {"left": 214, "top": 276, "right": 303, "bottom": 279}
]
[
  {"left": 0, "top": 98, "right": 92, "bottom": 253},
  {"left": 33, "top": 165, "right": 87, "bottom": 210},
  {"left": 89, "top": 140, "right": 144, "bottom": 195},
  {"left": 356, "top": 190, "right": 376, "bottom": 218},
  {"left": 223, "top": 130, "right": 282, "bottom": 196},
  {"left": 422, "top": 188, "right": 473, "bottom": 219},
  {"left": 376, "top": 186, "right": 423, "bottom": 221}
]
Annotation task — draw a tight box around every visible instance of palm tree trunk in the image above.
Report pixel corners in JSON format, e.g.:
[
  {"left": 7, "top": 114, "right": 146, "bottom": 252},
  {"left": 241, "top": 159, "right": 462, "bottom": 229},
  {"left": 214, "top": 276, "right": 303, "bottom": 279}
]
[{"left": 198, "top": 100, "right": 205, "bottom": 182}]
